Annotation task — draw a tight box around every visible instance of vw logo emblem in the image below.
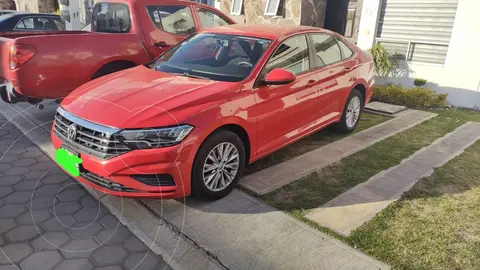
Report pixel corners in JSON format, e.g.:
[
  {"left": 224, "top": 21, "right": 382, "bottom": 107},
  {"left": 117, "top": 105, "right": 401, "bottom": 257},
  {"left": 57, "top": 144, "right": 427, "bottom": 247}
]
[{"left": 67, "top": 124, "right": 77, "bottom": 141}]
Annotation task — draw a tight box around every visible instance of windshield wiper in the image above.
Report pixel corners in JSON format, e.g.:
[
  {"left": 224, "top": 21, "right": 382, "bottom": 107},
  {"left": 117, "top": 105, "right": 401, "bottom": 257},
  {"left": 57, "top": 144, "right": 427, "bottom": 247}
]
[{"left": 177, "top": 73, "right": 209, "bottom": 80}]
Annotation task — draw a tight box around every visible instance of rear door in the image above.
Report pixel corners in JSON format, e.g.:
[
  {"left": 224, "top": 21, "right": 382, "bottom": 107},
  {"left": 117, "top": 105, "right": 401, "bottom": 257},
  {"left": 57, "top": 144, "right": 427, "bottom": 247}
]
[
  {"left": 309, "top": 33, "right": 357, "bottom": 117},
  {"left": 140, "top": 4, "right": 197, "bottom": 59}
]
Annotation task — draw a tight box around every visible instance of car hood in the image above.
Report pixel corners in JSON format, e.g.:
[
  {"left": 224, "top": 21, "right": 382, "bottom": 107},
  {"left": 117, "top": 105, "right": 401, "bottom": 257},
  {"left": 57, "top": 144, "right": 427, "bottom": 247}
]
[{"left": 61, "top": 65, "right": 238, "bottom": 129}]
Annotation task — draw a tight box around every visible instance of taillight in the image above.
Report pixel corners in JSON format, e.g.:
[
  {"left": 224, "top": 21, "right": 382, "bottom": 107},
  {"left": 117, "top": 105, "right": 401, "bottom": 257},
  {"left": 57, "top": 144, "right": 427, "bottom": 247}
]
[{"left": 9, "top": 44, "right": 36, "bottom": 70}]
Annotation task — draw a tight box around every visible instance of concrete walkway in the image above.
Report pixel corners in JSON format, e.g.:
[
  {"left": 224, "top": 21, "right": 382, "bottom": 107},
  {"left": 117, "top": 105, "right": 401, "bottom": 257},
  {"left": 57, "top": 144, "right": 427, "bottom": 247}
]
[
  {"left": 0, "top": 102, "right": 223, "bottom": 270},
  {"left": 0, "top": 114, "right": 170, "bottom": 270},
  {"left": 240, "top": 110, "right": 437, "bottom": 195},
  {"left": 1, "top": 102, "right": 390, "bottom": 270},
  {"left": 305, "top": 122, "right": 480, "bottom": 236},
  {"left": 143, "top": 190, "right": 390, "bottom": 270}
]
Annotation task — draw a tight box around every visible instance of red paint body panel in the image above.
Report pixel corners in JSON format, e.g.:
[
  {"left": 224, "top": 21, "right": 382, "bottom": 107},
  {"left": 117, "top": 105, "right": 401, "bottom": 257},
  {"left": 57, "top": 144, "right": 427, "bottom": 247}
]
[
  {"left": 0, "top": 0, "right": 235, "bottom": 100},
  {"left": 52, "top": 25, "right": 374, "bottom": 199}
]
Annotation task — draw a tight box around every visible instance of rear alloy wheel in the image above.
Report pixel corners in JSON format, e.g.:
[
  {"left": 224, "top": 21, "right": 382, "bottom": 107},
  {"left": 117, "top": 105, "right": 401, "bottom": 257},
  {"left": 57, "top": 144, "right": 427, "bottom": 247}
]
[
  {"left": 192, "top": 130, "right": 245, "bottom": 201},
  {"left": 336, "top": 89, "right": 364, "bottom": 133}
]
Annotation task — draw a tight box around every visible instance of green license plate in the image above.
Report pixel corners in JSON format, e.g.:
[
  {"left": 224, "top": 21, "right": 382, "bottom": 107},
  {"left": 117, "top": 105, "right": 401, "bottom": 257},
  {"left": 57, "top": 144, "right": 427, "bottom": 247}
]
[{"left": 55, "top": 147, "right": 82, "bottom": 177}]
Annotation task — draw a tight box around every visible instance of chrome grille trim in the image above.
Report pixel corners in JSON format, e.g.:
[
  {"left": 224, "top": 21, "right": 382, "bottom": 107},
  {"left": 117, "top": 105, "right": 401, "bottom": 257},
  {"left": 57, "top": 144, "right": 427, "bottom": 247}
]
[{"left": 54, "top": 107, "right": 130, "bottom": 159}]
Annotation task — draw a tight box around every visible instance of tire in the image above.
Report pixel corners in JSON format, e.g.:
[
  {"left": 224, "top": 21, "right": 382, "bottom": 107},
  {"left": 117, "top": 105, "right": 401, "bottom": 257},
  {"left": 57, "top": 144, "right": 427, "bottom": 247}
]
[
  {"left": 335, "top": 89, "right": 364, "bottom": 133},
  {"left": 191, "top": 129, "right": 246, "bottom": 201}
]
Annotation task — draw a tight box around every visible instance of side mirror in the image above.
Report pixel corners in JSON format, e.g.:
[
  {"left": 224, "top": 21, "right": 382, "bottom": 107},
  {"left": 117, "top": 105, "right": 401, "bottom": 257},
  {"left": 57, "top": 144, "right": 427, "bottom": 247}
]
[{"left": 261, "top": 68, "right": 296, "bottom": 85}]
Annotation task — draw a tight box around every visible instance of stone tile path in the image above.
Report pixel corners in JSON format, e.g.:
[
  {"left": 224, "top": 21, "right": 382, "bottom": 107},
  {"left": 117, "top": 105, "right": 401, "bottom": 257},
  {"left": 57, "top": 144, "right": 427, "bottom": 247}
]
[
  {"left": 143, "top": 190, "right": 391, "bottom": 270},
  {"left": 305, "top": 122, "right": 480, "bottom": 236},
  {"left": 0, "top": 115, "right": 170, "bottom": 270},
  {"left": 240, "top": 110, "right": 437, "bottom": 195},
  {"left": 364, "top": 101, "right": 408, "bottom": 115}
]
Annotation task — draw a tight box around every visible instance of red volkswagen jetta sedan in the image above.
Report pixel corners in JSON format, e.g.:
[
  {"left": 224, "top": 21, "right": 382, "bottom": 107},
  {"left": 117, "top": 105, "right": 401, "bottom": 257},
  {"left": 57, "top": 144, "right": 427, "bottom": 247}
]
[{"left": 52, "top": 24, "right": 374, "bottom": 200}]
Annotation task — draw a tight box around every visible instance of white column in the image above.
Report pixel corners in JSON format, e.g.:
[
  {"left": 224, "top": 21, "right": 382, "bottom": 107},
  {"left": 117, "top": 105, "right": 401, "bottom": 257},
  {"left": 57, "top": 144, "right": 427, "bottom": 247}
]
[{"left": 356, "top": 0, "right": 382, "bottom": 50}]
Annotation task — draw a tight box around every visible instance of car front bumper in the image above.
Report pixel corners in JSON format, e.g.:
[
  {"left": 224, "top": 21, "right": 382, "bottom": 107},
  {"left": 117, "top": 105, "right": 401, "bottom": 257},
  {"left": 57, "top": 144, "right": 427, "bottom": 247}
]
[{"left": 51, "top": 128, "right": 198, "bottom": 199}]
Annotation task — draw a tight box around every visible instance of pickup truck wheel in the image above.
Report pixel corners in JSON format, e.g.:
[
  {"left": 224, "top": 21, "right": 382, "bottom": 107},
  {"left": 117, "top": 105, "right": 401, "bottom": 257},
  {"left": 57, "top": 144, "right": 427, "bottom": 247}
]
[
  {"left": 335, "top": 89, "right": 364, "bottom": 133},
  {"left": 191, "top": 130, "right": 246, "bottom": 201}
]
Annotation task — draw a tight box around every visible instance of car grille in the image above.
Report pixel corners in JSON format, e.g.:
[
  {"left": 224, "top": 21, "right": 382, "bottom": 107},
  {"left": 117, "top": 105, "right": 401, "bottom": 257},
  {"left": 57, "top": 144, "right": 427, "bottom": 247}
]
[
  {"left": 53, "top": 107, "right": 130, "bottom": 159},
  {"left": 80, "top": 170, "right": 136, "bottom": 192}
]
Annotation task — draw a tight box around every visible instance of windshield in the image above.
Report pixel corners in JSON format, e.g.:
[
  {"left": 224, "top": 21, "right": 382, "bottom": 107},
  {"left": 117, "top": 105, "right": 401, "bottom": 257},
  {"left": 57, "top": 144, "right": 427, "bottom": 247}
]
[{"left": 152, "top": 33, "right": 272, "bottom": 82}]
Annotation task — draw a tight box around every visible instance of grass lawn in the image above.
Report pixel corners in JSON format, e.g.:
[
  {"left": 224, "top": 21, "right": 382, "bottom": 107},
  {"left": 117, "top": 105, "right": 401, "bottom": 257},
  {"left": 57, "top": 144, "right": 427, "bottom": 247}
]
[
  {"left": 348, "top": 141, "right": 480, "bottom": 270},
  {"left": 245, "top": 112, "right": 391, "bottom": 174},
  {"left": 260, "top": 108, "right": 480, "bottom": 269}
]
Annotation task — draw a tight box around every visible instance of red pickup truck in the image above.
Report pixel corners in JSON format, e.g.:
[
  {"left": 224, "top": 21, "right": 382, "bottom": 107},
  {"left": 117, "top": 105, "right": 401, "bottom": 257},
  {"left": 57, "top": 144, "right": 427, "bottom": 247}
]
[{"left": 0, "top": 0, "right": 235, "bottom": 105}]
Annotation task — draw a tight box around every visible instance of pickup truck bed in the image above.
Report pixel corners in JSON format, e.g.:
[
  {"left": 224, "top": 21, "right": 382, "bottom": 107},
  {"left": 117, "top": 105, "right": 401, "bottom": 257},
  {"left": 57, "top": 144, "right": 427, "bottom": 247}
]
[
  {"left": 0, "top": 0, "right": 235, "bottom": 104},
  {"left": 0, "top": 31, "right": 149, "bottom": 102}
]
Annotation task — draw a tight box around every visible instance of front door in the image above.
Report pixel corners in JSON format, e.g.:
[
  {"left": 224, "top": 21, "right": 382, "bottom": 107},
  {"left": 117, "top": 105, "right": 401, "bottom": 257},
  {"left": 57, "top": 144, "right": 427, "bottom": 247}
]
[{"left": 254, "top": 34, "right": 320, "bottom": 158}]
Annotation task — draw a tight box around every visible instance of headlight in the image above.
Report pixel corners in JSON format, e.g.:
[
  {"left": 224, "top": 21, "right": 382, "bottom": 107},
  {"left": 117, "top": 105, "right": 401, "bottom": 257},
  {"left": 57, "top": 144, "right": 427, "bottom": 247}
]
[{"left": 115, "top": 125, "right": 194, "bottom": 149}]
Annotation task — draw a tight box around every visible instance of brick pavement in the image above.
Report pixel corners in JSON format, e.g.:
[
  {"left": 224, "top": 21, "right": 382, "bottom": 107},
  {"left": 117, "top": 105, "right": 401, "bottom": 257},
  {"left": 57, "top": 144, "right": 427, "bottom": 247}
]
[{"left": 0, "top": 115, "right": 170, "bottom": 270}]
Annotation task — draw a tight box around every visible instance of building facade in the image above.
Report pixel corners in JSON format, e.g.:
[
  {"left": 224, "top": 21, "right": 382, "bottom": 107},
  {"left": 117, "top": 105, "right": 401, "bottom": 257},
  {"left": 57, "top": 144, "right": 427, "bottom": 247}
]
[
  {"left": 356, "top": 0, "right": 480, "bottom": 108},
  {"left": 218, "top": 0, "right": 364, "bottom": 41}
]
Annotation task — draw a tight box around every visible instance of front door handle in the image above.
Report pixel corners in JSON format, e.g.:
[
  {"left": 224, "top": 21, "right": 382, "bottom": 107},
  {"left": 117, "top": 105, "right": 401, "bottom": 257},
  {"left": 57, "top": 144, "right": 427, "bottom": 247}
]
[
  {"left": 343, "top": 67, "right": 353, "bottom": 72},
  {"left": 154, "top": 41, "right": 170, "bottom": 48}
]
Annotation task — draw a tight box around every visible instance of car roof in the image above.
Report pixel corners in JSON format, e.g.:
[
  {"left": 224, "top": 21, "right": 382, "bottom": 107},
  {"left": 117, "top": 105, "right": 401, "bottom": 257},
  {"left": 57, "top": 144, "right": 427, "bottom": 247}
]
[{"left": 202, "top": 24, "right": 332, "bottom": 40}]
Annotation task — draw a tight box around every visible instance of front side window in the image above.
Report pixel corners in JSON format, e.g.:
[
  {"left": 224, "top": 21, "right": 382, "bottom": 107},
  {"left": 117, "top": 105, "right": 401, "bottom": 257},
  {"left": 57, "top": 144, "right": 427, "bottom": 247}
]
[
  {"left": 196, "top": 8, "right": 231, "bottom": 29},
  {"left": 152, "top": 33, "right": 272, "bottom": 82},
  {"left": 264, "top": 35, "right": 310, "bottom": 75},
  {"left": 147, "top": 5, "right": 195, "bottom": 35},
  {"left": 92, "top": 3, "right": 131, "bottom": 33},
  {"left": 311, "top": 34, "right": 342, "bottom": 66}
]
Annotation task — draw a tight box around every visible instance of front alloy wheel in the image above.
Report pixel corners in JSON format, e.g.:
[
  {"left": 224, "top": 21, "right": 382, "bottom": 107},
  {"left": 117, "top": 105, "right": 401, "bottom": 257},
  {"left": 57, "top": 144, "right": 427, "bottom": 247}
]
[
  {"left": 203, "top": 142, "right": 240, "bottom": 192},
  {"left": 192, "top": 129, "right": 245, "bottom": 201}
]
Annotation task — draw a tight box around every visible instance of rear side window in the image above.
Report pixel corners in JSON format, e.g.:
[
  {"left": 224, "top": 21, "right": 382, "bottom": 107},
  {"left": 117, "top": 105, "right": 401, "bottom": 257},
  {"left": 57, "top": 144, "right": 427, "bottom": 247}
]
[
  {"left": 196, "top": 8, "right": 231, "bottom": 29},
  {"left": 92, "top": 3, "right": 131, "bottom": 33},
  {"left": 337, "top": 39, "right": 354, "bottom": 59},
  {"left": 14, "top": 17, "right": 60, "bottom": 31},
  {"left": 146, "top": 5, "right": 195, "bottom": 35},
  {"left": 311, "top": 34, "right": 342, "bottom": 66},
  {"left": 264, "top": 35, "right": 310, "bottom": 75}
]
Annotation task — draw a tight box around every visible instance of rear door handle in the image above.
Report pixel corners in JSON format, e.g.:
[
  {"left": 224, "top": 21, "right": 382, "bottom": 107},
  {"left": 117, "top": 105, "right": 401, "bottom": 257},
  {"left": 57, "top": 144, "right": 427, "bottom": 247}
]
[
  {"left": 343, "top": 67, "right": 353, "bottom": 72},
  {"left": 306, "top": 80, "right": 317, "bottom": 86},
  {"left": 154, "top": 41, "right": 170, "bottom": 48}
]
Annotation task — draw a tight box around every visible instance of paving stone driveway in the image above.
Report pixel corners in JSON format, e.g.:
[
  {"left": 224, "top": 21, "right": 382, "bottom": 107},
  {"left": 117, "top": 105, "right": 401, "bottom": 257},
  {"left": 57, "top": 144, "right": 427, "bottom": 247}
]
[{"left": 0, "top": 116, "right": 170, "bottom": 270}]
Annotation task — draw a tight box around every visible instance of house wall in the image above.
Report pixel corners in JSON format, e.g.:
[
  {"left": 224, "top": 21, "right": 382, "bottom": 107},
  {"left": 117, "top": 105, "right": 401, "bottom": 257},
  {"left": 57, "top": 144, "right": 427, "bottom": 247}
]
[
  {"left": 357, "top": 0, "right": 480, "bottom": 109},
  {"left": 220, "top": 0, "right": 301, "bottom": 25},
  {"left": 15, "top": 0, "right": 56, "bottom": 12}
]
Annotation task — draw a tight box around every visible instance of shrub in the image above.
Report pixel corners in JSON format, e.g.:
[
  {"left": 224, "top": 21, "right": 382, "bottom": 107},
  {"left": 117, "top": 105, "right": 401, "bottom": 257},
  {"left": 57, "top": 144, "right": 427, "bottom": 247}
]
[
  {"left": 369, "top": 43, "right": 399, "bottom": 77},
  {"left": 372, "top": 85, "right": 448, "bottom": 109},
  {"left": 413, "top": 78, "right": 427, "bottom": 87}
]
